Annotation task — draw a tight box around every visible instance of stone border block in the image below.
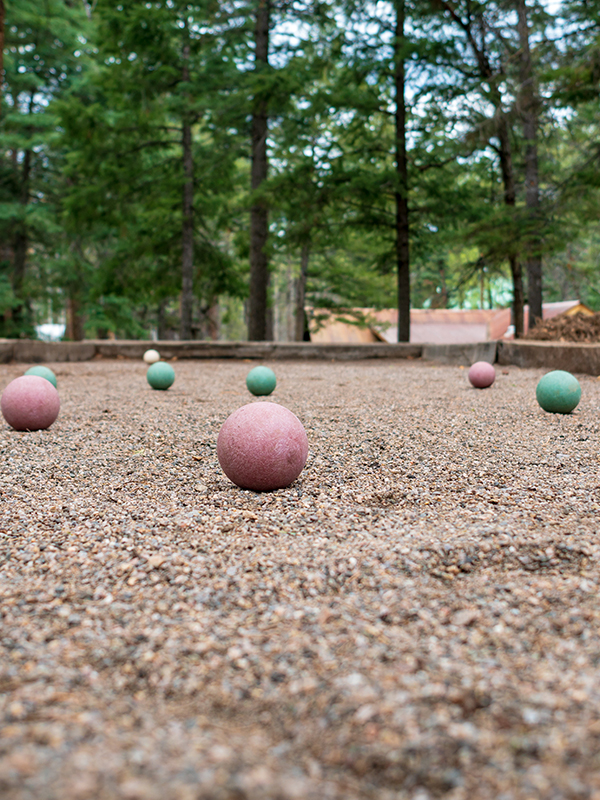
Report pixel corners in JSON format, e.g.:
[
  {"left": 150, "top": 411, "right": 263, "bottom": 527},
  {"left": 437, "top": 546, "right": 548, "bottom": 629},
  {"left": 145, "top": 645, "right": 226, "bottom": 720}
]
[
  {"left": 0, "top": 341, "right": 15, "bottom": 363},
  {"left": 269, "top": 343, "right": 423, "bottom": 360},
  {"left": 13, "top": 341, "right": 97, "bottom": 363},
  {"left": 497, "top": 340, "right": 600, "bottom": 376},
  {"left": 422, "top": 341, "right": 498, "bottom": 366},
  {"left": 5, "top": 338, "right": 600, "bottom": 374},
  {"left": 92, "top": 340, "right": 423, "bottom": 361}
]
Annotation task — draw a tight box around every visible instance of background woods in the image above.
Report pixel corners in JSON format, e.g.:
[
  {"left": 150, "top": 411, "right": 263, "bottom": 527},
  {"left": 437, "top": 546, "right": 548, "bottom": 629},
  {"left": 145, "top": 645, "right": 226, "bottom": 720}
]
[{"left": 0, "top": 0, "right": 599, "bottom": 341}]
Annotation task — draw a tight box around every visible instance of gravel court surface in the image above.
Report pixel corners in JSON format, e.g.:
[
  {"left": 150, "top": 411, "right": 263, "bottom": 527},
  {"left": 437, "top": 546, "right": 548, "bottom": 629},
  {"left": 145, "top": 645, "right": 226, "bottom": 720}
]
[{"left": 1, "top": 358, "right": 600, "bottom": 800}]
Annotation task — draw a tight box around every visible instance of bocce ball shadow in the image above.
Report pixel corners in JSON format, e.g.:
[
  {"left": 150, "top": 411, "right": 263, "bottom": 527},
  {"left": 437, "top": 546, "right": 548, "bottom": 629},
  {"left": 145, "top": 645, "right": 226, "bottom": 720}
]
[{"left": 217, "top": 402, "right": 308, "bottom": 492}]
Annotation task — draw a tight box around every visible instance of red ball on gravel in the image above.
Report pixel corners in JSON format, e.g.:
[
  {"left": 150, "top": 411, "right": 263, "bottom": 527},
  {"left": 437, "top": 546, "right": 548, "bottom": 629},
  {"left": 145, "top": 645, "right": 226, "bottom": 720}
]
[
  {"left": 468, "top": 361, "right": 496, "bottom": 389},
  {"left": 1, "top": 375, "right": 61, "bottom": 431},
  {"left": 217, "top": 402, "right": 308, "bottom": 492}
]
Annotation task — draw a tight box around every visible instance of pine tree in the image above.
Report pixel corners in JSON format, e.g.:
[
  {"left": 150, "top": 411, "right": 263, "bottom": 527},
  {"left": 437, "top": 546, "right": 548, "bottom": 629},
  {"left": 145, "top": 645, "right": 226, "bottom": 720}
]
[
  {"left": 58, "top": 0, "right": 241, "bottom": 339},
  {"left": 248, "top": 0, "right": 271, "bottom": 341},
  {"left": 0, "top": 0, "right": 87, "bottom": 336},
  {"left": 0, "top": 0, "right": 5, "bottom": 120},
  {"left": 516, "top": 0, "right": 543, "bottom": 325},
  {"left": 433, "top": 0, "right": 524, "bottom": 334},
  {"left": 394, "top": 0, "right": 410, "bottom": 341}
]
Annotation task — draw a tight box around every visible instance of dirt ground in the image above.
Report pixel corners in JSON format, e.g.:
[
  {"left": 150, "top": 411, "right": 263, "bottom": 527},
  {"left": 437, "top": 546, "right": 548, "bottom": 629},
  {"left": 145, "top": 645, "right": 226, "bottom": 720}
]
[{"left": 1, "top": 358, "right": 600, "bottom": 800}]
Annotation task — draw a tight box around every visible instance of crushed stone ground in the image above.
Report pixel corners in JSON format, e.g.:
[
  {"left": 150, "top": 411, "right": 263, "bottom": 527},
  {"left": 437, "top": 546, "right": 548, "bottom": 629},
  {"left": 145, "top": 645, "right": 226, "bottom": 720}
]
[{"left": 1, "top": 358, "right": 600, "bottom": 800}]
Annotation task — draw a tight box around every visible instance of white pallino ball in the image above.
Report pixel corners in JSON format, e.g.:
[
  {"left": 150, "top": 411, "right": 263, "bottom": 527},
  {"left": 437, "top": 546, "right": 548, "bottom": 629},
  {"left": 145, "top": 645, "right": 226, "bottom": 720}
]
[{"left": 143, "top": 349, "right": 161, "bottom": 365}]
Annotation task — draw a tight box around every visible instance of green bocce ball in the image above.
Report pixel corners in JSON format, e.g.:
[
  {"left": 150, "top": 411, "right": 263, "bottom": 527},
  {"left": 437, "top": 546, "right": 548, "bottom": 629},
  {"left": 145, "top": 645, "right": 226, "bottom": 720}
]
[
  {"left": 246, "top": 366, "right": 277, "bottom": 396},
  {"left": 24, "top": 365, "right": 57, "bottom": 388},
  {"left": 536, "top": 370, "right": 581, "bottom": 414},
  {"left": 147, "top": 361, "right": 175, "bottom": 390}
]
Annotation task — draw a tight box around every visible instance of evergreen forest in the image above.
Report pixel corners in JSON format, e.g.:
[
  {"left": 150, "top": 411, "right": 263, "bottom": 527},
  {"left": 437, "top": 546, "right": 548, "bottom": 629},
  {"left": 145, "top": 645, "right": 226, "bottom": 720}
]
[{"left": 1, "top": 0, "right": 600, "bottom": 342}]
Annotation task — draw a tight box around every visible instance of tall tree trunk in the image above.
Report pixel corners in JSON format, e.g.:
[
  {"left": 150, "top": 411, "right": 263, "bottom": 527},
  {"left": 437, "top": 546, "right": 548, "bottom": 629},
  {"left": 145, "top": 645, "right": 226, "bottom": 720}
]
[
  {"left": 497, "top": 114, "right": 525, "bottom": 338},
  {"left": 66, "top": 296, "right": 85, "bottom": 341},
  {"left": 66, "top": 240, "right": 86, "bottom": 340},
  {"left": 248, "top": 0, "right": 270, "bottom": 341},
  {"left": 394, "top": 0, "right": 410, "bottom": 342},
  {"left": 509, "top": 256, "right": 524, "bottom": 337},
  {"left": 12, "top": 148, "right": 31, "bottom": 332},
  {"left": 0, "top": 1, "right": 5, "bottom": 121},
  {"left": 13, "top": 230, "right": 27, "bottom": 300},
  {"left": 294, "top": 242, "right": 310, "bottom": 342},
  {"left": 199, "top": 302, "right": 219, "bottom": 340},
  {"left": 180, "top": 37, "right": 195, "bottom": 340},
  {"left": 517, "top": 0, "right": 542, "bottom": 326},
  {"left": 205, "top": 303, "right": 219, "bottom": 340},
  {"left": 157, "top": 300, "right": 167, "bottom": 340},
  {"left": 478, "top": 257, "right": 485, "bottom": 309}
]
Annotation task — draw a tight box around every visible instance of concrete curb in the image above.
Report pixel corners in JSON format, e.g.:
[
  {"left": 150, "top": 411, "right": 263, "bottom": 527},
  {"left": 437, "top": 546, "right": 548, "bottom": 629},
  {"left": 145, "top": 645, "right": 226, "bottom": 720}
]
[
  {"left": 3, "top": 340, "right": 423, "bottom": 362},
  {"left": 94, "top": 341, "right": 425, "bottom": 360},
  {"left": 3, "top": 338, "right": 600, "bottom": 375},
  {"left": 0, "top": 341, "right": 15, "bottom": 364},
  {"left": 497, "top": 340, "right": 600, "bottom": 376},
  {"left": 422, "top": 341, "right": 498, "bottom": 366},
  {"left": 12, "top": 341, "right": 97, "bottom": 363}
]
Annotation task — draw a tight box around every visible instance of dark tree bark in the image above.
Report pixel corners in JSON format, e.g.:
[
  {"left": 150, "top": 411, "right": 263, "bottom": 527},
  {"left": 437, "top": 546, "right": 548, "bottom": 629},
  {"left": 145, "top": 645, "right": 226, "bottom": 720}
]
[
  {"left": 12, "top": 148, "right": 31, "bottom": 331},
  {"left": 157, "top": 300, "right": 168, "bottom": 340},
  {"left": 66, "top": 296, "right": 84, "bottom": 340},
  {"left": 0, "top": 1, "right": 5, "bottom": 121},
  {"left": 516, "top": 0, "right": 542, "bottom": 326},
  {"left": 180, "top": 36, "right": 195, "bottom": 340},
  {"left": 394, "top": 0, "right": 410, "bottom": 342},
  {"left": 12, "top": 229, "right": 27, "bottom": 299},
  {"left": 65, "top": 240, "right": 86, "bottom": 340},
  {"left": 497, "top": 114, "right": 525, "bottom": 338},
  {"left": 294, "top": 242, "right": 310, "bottom": 342},
  {"left": 199, "top": 302, "right": 219, "bottom": 340},
  {"left": 206, "top": 303, "right": 219, "bottom": 340},
  {"left": 247, "top": 0, "right": 271, "bottom": 341}
]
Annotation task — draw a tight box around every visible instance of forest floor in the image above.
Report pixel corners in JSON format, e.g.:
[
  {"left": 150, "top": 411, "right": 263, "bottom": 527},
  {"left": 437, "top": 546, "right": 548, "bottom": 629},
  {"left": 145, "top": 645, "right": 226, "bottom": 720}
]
[{"left": 1, "top": 358, "right": 600, "bottom": 800}]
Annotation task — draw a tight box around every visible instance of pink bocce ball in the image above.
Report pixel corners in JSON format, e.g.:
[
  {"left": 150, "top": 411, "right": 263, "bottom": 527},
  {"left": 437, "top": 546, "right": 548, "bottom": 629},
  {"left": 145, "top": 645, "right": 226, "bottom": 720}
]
[
  {"left": 1, "top": 375, "right": 61, "bottom": 431},
  {"left": 468, "top": 361, "right": 496, "bottom": 389},
  {"left": 217, "top": 402, "right": 309, "bottom": 492}
]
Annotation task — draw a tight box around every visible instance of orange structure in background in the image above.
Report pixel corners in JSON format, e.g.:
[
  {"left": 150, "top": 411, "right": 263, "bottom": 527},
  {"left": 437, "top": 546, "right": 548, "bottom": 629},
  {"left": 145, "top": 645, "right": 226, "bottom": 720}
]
[{"left": 309, "top": 301, "right": 593, "bottom": 344}]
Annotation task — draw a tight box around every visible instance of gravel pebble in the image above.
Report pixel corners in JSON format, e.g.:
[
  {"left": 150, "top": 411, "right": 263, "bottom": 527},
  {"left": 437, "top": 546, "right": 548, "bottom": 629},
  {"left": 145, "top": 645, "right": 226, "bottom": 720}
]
[{"left": 1, "top": 358, "right": 600, "bottom": 799}]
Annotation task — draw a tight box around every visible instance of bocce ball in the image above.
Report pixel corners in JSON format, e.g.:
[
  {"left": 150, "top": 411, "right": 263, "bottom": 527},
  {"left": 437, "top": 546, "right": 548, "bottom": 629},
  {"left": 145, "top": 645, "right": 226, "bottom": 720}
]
[
  {"left": 1, "top": 375, "right": 60, "bottom": 431},
  {"left": 468, "top": 361, "right": 496, "bottom": 389},
  {"left": 143, "top": 348, "right": 161, "bottom": 364},
  {"left": 24, "top": 365, "right": 57, "bottom": 388},
  {"left": 246, "top": 365, "right": 277, "bottom": 396},
  {"left": 146, "top": 361, "right": 175, "bottom": 390},
  {"left": 217, "top": 402, "right": 308, "bottom": 492},
  {"left": 536, "top": 370, "right": 581, "bottom": 414}
]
